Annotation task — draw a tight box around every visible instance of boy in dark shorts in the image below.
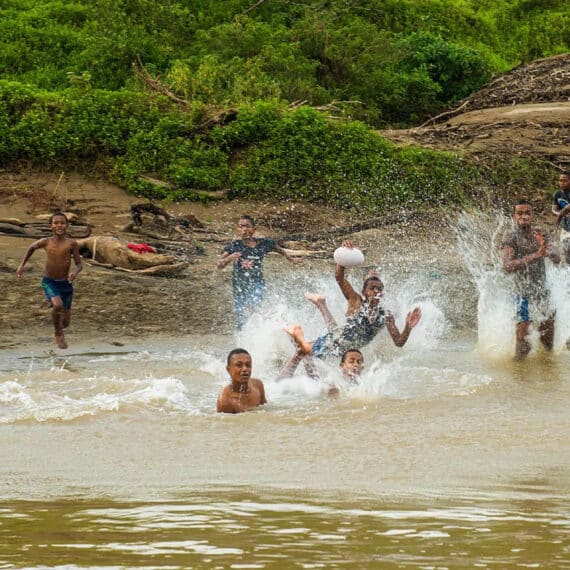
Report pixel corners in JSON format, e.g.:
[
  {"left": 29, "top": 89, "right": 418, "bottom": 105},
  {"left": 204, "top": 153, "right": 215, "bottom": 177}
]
[
  {"left": 16, "top": 212, "right": 83, "bottom": 349},
  {"left": 217, "top": 214, "right": 303, "bottom": 330}
]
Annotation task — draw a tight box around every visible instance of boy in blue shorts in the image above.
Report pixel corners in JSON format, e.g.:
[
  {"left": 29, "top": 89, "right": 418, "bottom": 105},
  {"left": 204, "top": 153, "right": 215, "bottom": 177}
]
[
  {"left": 502, "top": 200, "right": 560, "bottom": 359},
  {"left": 16, "top": 212, "right": 83, "bottom": 349}
]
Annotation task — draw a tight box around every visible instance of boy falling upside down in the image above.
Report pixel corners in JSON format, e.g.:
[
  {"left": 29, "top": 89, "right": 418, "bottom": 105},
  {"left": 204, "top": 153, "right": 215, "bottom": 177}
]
[
  {"left": 16, "top": 212, "right": 83, "bottom": 349},
  {"left": 277, "top": 336, "right": 365, "bottom": 396},
  {"left": 284, "top": 241, "right": 422, "bottom": 360}
]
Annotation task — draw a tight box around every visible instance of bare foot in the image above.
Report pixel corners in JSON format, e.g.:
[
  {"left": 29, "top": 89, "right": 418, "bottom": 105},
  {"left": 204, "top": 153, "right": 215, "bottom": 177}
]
[
  {"left": 55, "top": 332, "right": 68, "bottom": 349},
  {"left": 284, "top": 325, "right": 312, "bottom": 355},
  {"left": 304, "top": 292, "right": 326, "bottom": 306}
]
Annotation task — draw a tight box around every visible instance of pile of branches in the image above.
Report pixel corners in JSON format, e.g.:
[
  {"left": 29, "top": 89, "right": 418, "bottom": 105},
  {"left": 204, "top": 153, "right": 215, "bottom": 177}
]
[{"left": 423, "top": 53, "right": 570, "bottom": 127}]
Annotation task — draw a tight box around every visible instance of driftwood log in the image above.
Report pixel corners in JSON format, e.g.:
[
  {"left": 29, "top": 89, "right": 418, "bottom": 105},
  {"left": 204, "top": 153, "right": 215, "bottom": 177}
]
[
  {"left": 0, "top": 220, "right": 91, "bottom": 238},
  {"left": 77, "top": 236, "right": 188, "bottom": 276},
  {"left": 278, "top": 210, "right": 426, "bottom": 244}
]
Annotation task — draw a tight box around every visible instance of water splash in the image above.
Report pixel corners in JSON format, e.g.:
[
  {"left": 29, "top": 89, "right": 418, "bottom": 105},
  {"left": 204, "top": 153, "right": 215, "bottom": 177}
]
[
  {"left": 455, "top": 211, "right": 570, "bottom": 357},
  {"left": 233, "top": 265, "right": 446, "bottom": 378}
]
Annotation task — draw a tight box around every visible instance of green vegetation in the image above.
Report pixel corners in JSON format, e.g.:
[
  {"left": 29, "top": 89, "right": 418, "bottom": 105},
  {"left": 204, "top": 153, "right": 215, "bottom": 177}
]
[{"left": 0, "top": 0, "right": 567, "bottom": 209}]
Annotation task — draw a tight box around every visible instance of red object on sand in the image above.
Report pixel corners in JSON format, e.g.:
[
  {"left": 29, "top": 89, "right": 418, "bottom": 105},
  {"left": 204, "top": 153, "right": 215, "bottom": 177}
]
[{"left": 127, "top": 243, "right": 157, "bottom": 254}]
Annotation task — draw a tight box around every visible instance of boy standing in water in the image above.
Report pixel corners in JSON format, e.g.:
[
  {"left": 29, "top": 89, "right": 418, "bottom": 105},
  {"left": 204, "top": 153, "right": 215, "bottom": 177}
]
[
  {"left": 502, "top": 199, "right": 560, "bottom": 359},
  {"left": 217, "top": 215, "right": 303, "bottom": 330},
  {"left": 551, "top": 171, "right": 570, "bottom": 264},
  {"left": 217, "top": 348, "right": 267, "bottom": 413},
  {"left": 16, "top": 212, "right": 83, "bottom": 349}
]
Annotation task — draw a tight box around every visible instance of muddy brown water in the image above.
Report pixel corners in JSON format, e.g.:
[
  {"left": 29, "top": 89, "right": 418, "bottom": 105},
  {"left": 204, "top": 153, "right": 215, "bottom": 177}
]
[{"left": 2, "top": 215, "right": 570, "bottom": 568}]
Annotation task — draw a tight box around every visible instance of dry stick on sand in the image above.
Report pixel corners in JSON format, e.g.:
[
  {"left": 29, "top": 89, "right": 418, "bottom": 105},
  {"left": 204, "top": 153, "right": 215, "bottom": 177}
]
[{"left": 52, "top": 171, "right": 65, "bottom": 202}]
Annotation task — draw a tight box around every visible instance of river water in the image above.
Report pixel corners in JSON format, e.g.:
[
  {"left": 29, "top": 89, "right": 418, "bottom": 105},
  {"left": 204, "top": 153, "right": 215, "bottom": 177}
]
[{"left": 2, "top": 215, "right": 570, "bottom": 568}]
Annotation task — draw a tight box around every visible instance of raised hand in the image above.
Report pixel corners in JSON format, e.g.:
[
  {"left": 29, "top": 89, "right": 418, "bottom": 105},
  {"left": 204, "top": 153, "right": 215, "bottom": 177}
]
[{"left": 406, "top": 307, "right": 422, "bottom": 328}]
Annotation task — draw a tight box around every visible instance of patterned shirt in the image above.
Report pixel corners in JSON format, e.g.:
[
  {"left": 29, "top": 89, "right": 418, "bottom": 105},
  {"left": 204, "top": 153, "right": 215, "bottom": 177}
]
[
  {"left": 223, "top": 238, "right": 276, "bottom": 294},
  {"left": 501, "top": 227, "right": 550, "bottom": 299}
]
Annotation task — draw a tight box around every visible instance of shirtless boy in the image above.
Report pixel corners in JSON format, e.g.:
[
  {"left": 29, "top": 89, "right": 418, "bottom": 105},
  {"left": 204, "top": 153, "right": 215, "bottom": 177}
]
[
  {"left": 217, "top": 348, "right": 268, "bottom": 413},
  {"left": 278, "top": 336, "right": 364, "bottom": 392},
  {"left": 502, "top": 199, "right": 560, "bottom": 359},
  {"left": 218, "top": 214, "right": 303, "bottom": 330},
  {"left": 284, "top": 241, "right": 422, "bottom": 359},
  {"left": 16, "top": 212, "right": 83, "bottom": 349}
]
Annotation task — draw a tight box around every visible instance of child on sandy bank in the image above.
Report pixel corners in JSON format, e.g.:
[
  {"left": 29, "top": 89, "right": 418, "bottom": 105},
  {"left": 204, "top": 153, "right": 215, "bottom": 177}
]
[{"left": 16, "top": 212, "right": 83, "bottom": 349}]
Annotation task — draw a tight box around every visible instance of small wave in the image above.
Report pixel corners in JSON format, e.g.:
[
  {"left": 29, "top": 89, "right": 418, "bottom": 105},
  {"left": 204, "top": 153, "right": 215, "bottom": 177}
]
[
  {"left": 0, "top": 375, "right": 203, "bottom": 424},
  {"left": 344, "top": 359, "right": 492, "bottom": 400}
]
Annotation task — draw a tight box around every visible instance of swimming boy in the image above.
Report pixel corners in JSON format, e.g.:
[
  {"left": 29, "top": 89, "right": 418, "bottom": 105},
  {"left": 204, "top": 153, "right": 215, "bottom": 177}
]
[
  {"left": 217, "top": 215, "right": 303, "bottom": 330},
  {"left": 217, "top": 348, "right": 268, "bottom": 413},
  {"left": 284, "top": 241, "right": 422, "bottom": 359},
  {"left": 16, "top": 212, "right": 83, "bottom": 349},
  {"left": 551, "top": 171, "right": 570, "bottom": 263},
  {"left": 502, "top": 199, "right": 560, "bottom": 359}
]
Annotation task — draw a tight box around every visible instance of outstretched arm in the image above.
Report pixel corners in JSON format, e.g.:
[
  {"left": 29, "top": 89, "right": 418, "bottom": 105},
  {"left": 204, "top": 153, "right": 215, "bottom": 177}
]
[
  {"left": 217, "top": 251, "right": 241, "bottom": 269},
  {"left": 16, "top": 238, "right": 47, "bottom": 277},
  {"left": 335, "top": 241, "right": 361, "bottom": 308},
  {"left": 386, "top": 307, "right": 422, "bottom": 347},
  {"left": 274, "top": 244, "right": 304, "bottom": 265}
]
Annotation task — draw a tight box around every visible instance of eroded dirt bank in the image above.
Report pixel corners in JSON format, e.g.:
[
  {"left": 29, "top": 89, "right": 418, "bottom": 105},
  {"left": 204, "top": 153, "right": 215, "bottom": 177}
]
[{"left": 1, "top": 171, "right": 474, "bottom": 350}]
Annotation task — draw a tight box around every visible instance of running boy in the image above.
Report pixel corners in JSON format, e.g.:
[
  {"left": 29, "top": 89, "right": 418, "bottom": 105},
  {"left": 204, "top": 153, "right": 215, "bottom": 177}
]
[
  {"left": 502, "top": 199, "right": 560, "bottom": 359},
  {"left": 217, "top": 214, "right": 303, "bottom": 330},
  {"left": 16, "top": 212, "right": 83, "bottom": 349}
]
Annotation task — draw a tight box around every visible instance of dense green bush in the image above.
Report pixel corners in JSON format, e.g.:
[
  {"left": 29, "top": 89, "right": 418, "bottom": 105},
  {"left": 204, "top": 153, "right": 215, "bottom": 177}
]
[
  {"left": 222, "top": 106, "right": 477, "bottom": 210},
  {"left": 0, "top": 81, "right": 481, "bottom": 210},
  {"left": 1, "top": 0, "right": 567, "bottom": 125},
  {"left": 0, "top": 0, "right": 567, "bottom": 209}
]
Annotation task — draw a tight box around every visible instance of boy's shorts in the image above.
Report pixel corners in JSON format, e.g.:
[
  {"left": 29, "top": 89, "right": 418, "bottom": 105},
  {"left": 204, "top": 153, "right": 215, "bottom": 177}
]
[
  {"left": 311, "top": 332, "right": 345, "bottom": 359},
  {"left": 41, "top": 276, "right": 73, "bottom": 309},
  {"left": 514, "top": 295, "right": 554, "bottom": 323}
]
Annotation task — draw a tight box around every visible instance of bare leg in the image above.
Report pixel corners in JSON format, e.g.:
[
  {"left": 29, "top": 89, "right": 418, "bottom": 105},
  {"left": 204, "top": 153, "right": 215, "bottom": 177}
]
[
  {"left": 538, "top": 318, "right": 555, "bottom": 351},
  {"left": 515, "top": 322, "right": 530, "bottom": 360},
  {"left": 276, "top": 349, "right": 305, "bottom": 381},
  {"left": 61, "top": 309, "right": 71, "bottom": 329},
  {"left": 305, "top": 293, "right": 337, "bottom": 332},
  {"left": 51, "top": 298, "right": 68, "bottom": 349},
  {"left": 284, "top": 324, "right": 313, "bottom": 355},
  {"left": 302, "top": 355, "right": 319, "bottom": 380}
]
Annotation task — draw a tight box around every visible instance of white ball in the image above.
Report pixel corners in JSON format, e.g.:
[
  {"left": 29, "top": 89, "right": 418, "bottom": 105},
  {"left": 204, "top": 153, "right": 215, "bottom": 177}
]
[{"left": 333, "top": 246, "right": 365, "bottom": 268}]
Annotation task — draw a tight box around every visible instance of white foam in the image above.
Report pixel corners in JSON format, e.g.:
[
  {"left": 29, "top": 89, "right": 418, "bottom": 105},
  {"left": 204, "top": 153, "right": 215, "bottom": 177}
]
[{"left": 456, "top": 211, "right": 570, "bottom": 358}]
